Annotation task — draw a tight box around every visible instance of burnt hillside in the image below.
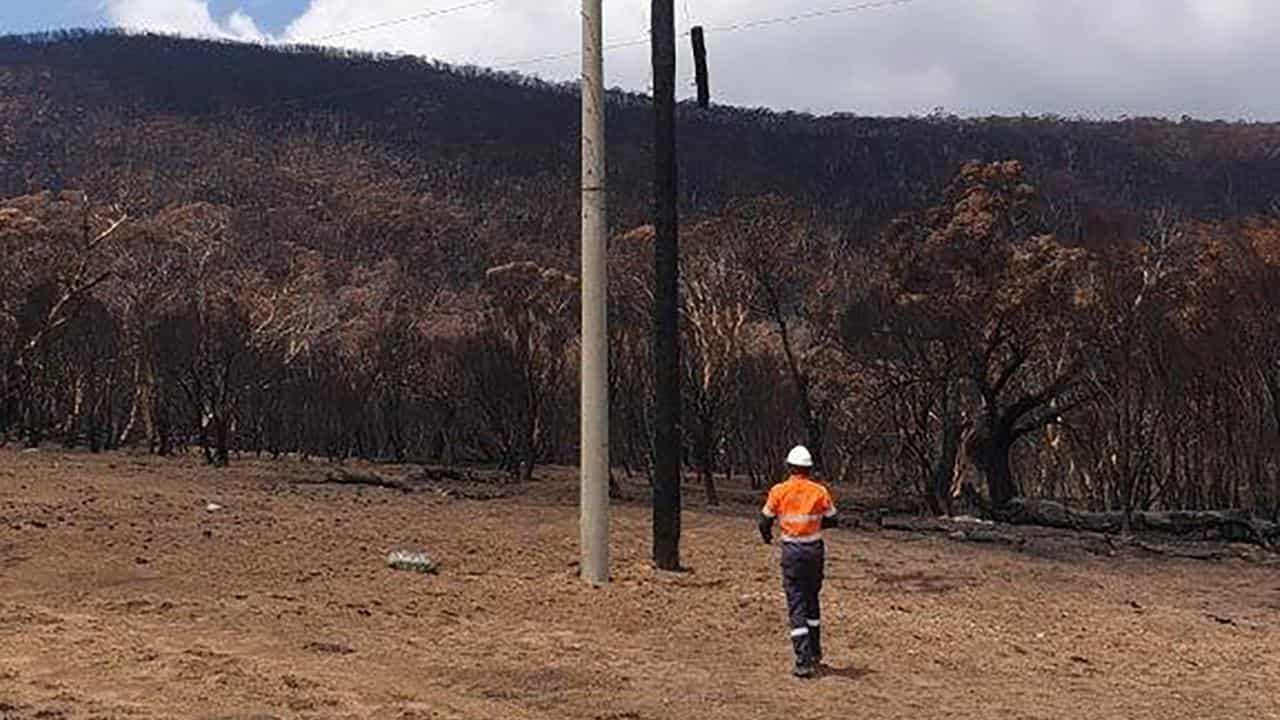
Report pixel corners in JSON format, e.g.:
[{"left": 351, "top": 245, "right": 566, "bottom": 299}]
[{"left": 3, "top": 29, "right": 1280, "bottom": 249}]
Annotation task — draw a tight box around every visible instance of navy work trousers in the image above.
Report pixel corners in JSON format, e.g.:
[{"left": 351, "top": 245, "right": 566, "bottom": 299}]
[{"left": 781, "top": 539, "right": 824, "bottom": 663}]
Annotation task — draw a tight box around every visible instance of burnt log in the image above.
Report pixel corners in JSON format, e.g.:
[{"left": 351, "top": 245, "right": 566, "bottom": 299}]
[{"left": 1000, "top": 498, "right": 1278, "bottom": 547}]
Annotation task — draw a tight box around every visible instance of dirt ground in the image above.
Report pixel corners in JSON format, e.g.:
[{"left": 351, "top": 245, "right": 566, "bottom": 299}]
[{"left": 2, "top": 448, "right": 1278, "bottom": 720}]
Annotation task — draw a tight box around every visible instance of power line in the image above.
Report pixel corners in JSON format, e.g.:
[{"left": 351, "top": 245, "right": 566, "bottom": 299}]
[
  {"left": 696, "top": 0, "right": 915, "bottom": 35},
  {"left": 175, "top": 0, "right": 918, "bottom": 123},
  {"left": 299, "top": 0, "right": 500, "bottom": 44},
  {"left": 300, "top": 0, "right": 914, "bottom": 69},
  {"left": 491, "top": 36, "right": 650, "bottom": 70},
  {"left": 496, "top": 0, "right": 917, "bottom": 68}
]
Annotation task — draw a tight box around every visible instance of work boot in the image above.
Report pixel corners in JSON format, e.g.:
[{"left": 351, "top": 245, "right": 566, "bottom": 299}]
[
  {"left": 790, "top": 629, "right": 815, "bottom": 678},
  {"left": 809, "top": 625, "right": 823, "bottom": 665}
]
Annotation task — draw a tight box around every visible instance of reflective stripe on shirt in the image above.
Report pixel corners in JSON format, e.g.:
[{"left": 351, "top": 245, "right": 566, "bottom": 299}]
[
  {"left": 779, "top": 513, "right": 825, "bottom": 523},
  {"left": 763, "top": 475, "right": 837, "bottom": 542}
]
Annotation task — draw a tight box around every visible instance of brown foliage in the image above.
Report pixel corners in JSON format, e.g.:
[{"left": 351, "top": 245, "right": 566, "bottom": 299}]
[{"left": 2, "top": 33, "right": 1279, "bottom": 521}]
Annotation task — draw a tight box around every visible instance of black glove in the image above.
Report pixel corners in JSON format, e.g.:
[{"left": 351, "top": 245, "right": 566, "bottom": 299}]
[
  {"left": 758, "top": 514, "right": 774, "bottom": 544},
  {"left": 821, "top": 514, "right": 840, "bottom": 530}
]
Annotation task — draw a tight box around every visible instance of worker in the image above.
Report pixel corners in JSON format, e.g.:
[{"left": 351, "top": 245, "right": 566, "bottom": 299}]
[{"left": 758, "top": 445, "right": 838, "bottom": 678}]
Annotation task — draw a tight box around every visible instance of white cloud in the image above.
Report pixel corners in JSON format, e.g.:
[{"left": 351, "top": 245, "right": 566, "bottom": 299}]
[
  {"left": 225, "top": 10, "right": 267, "bottom": 42},
  {"left": 102, "top": 0, "right": 1280, "bottom": 119},
  {"left": 281, "top": 0, "right": 648, "bottom": 80},
  {"left": 103, "top": 0, "right": 266, "bottom": 42},
  {"left": 278, "top": 0, "right": 1280, "bottom": 119}
]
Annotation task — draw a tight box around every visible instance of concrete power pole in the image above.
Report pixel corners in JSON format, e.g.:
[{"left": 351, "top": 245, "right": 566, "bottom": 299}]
[{"left": 580, "top": 0, "right": 610, "bottom": 586}]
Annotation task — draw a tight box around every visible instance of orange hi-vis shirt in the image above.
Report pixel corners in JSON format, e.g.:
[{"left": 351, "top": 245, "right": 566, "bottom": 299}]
[{"left": 762, "top": 474, "right": 837, "bottom": 543}]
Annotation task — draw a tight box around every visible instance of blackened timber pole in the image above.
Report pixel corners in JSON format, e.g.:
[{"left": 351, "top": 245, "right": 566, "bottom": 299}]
[
  {"left": 691, "top": 26, "right": 710, "bottom": 109},
  {"left": 651, "top": 0, "right": 682, "bottom": 571}
]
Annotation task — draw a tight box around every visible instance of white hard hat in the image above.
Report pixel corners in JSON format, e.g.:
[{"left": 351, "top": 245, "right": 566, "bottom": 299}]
[{"left": 786, "top": 445, "right": 814, "bottom": 468}]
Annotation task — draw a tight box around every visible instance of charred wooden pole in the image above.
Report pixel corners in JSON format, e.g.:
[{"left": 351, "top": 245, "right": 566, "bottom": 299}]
[
  {"left": 691, "top": 26, "right": 710, "bottom": 109},
  {"left": 652, "top": 0, "right": 682, "bottom": 571}
]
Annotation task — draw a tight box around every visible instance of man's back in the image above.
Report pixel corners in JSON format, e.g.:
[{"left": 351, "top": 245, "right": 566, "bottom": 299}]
[{"left": 763, "top": 474, "right": 836, "bottom": 544}]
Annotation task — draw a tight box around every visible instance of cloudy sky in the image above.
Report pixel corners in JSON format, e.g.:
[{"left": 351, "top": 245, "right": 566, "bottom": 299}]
[{"left": 2, "top": 0, "right": 1278, "bottom": 119}]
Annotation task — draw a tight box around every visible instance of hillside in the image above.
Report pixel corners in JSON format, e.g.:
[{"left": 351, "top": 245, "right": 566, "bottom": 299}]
[
  {"left": 1, "top": 31, "right": 1279, "bottom": 521},
  {"left": 4, "top": 30, "right": 1280, "bottom": 239}
]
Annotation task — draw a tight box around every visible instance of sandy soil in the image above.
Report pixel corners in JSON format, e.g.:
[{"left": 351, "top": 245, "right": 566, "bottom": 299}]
[{"left": 2, "top": 448, "right": 1278, "bottom": 719}]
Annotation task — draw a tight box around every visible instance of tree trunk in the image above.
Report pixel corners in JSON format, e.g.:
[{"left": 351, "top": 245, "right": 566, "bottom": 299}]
[
  {"left": 430, "top": 426, "right": 447, "bottom": 463},
  {"left": 201, "top": 427, "right": 215, "bottom": 465},
  {"left": 516, "top": 412, "right": 536, "bottom": 482},
  {"left": 769, "top": 303, "right": 824, "bottom": 468},
  {"left": 694, "top": 408, "right": 719, "bottom": 506},
  {"left": 213, "top": 413, "right": 230, "bottom": 467},
  {"left": 970, "top": 421, "right": 1017, "bottom": 511},
  {"left": 929, "top": 412, "right": 962, "bottom": 516},
  {"left": 701, "top": 467, "right": 719, "bottom": 506},
  {"left": 153, "top": 395, "right": 171, "bottom": 456},
  {"left": 984, "top": 442, "right": 1016, "bottom": 509}
]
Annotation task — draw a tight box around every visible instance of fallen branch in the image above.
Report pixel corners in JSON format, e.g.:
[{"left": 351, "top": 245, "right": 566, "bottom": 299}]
[
  {"left": 948, "top": 528, "right": 1026, "bottom": 547},
  {"left": 1001, "top": 499, "right": 1278, "bottom": 548},
  {"left": 300, "top": 469, "right": 414, "bottom": 493},
  {"left": 880, "top": 517, "right": 948, "bottom": 534},
  {"left": 879, "top": 516, "right": 1025, "bottom": 547},
  {"left": 405, "top": 467, "right": 480, "bottom": 484},
  {"left": 1133, "top": 540, "right": 1233, "bottom": 562},
  {"left": 878, "top": 511, "right": 1270, "bottom": 561}
]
